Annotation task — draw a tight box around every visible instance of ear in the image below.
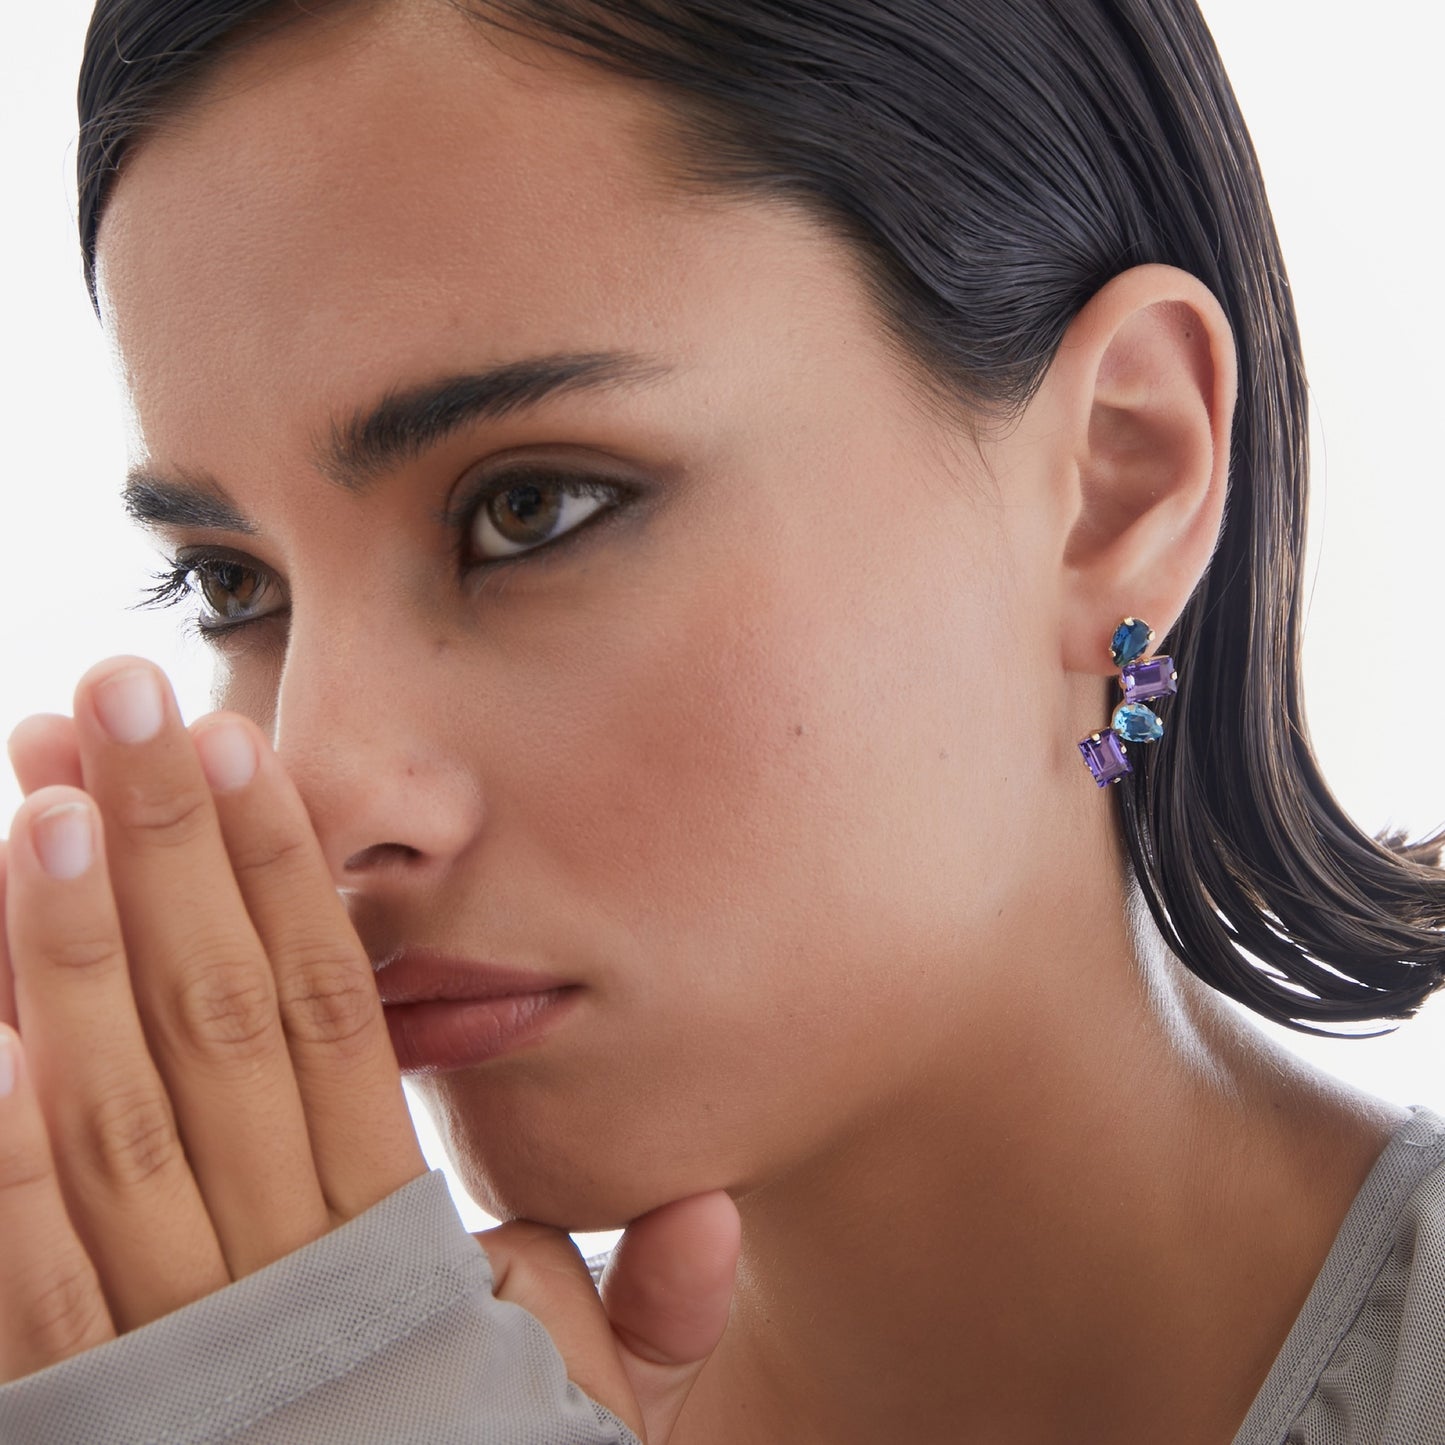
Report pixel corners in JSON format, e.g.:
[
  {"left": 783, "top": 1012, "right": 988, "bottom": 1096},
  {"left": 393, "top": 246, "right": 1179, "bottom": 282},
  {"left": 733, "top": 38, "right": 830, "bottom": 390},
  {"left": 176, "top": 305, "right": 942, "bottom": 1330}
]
[{"left": 1042, "top": 264, "right": 1237, "bottom": 676}]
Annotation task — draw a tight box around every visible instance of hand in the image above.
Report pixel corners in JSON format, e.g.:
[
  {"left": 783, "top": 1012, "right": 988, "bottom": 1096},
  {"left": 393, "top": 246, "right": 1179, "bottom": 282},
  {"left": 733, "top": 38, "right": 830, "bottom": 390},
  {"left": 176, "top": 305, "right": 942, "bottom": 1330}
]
[
  {"left": 481, "top": 1189, "right": 741, "bottom": 1443},
  {"left": 1, "top": 658, "right": 739, "bottom": 1442},
  {"left": 0, "top": 657, "right": 433, "bottom": 1376}
]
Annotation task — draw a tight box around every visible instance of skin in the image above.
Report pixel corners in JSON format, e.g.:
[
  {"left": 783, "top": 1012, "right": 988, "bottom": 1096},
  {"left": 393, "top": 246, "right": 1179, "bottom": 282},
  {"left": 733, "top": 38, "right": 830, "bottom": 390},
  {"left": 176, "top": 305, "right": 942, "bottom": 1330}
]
[
  {"left": 3, "top": 1, "right": 1414, "bottom": 1441},
  {"left": 0, "top": 681, "right": 736, "bottom": 1439}
]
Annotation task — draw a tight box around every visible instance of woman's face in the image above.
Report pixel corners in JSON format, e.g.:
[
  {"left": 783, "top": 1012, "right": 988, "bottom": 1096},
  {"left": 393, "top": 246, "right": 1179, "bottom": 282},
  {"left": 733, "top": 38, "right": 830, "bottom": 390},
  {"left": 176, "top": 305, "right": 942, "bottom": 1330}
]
[{"left": 97, "top": 0, "right": 1080, "bottom": 1227}]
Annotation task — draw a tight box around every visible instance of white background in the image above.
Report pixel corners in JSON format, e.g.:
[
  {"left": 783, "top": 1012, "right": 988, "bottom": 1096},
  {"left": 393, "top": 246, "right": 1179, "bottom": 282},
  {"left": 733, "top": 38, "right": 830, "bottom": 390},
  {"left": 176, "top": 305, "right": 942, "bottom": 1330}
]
[{"left": 2, "top": 3, "right": 1442, "bottom": 1242}]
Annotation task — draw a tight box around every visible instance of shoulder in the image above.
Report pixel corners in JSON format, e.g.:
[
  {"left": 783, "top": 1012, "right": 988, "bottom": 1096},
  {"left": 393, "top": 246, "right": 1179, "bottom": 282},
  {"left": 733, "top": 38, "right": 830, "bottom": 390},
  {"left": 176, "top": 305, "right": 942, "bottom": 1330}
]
[{"left": 1235, "top": 1104, "right": 1445, "bottom": 1445}]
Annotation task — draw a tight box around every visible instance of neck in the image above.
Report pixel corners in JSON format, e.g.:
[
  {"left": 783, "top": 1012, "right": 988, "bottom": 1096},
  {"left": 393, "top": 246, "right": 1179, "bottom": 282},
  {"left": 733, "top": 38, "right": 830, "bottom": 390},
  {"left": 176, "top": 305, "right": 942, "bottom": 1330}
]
[{"left": 674, "top": 871, "right": 1407, "bottom": 1445}]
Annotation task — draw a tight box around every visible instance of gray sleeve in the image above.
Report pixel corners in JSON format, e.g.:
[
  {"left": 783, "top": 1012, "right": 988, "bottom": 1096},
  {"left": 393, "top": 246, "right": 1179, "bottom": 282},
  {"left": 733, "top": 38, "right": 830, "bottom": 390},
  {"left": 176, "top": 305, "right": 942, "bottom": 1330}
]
[{"left": 0, "top": 1169, "right": 642, "bottom": 1445}]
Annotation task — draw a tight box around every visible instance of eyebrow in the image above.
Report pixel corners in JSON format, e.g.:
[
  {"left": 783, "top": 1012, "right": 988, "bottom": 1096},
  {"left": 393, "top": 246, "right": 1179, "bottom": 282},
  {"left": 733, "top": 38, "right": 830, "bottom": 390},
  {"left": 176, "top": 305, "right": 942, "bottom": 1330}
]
[
  {"left": 121, "top": 350, "right": 673, "bottom": 532},
  {"left": 122, "top": 471, "right": 258, "bottom": 534}
]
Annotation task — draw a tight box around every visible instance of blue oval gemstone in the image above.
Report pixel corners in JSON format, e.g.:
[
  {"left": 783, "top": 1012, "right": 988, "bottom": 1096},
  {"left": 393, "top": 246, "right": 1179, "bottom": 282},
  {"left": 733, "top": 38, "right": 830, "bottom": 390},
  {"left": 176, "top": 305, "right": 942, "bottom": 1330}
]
[
  {"left": 1110, "top": 619, "right": 1154, "bottom": 667},
  {"left": 1113, "top": 702, "right": 1164, "bottom": 742}
]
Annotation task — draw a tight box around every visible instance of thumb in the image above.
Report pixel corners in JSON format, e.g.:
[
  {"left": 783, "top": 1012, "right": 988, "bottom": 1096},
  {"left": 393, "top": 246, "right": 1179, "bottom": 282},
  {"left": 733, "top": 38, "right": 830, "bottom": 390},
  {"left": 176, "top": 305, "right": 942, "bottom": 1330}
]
[
  {"left": 478, "top": 1220, "right": 641, "bottom": 1438},
  {"left": 600, "top": 1190, "right": 741, "bottom": 1443}
]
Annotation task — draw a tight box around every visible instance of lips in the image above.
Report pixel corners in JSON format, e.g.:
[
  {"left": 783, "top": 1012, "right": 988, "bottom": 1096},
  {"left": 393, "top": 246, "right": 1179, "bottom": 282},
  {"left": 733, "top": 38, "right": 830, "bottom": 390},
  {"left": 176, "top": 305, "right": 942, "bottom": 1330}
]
[
  {"left": 372, "top": 948, "right": 581, "bottom": 1073},
  {"left": 372, "top": 948, "right": 573, "bottom": 1005}
]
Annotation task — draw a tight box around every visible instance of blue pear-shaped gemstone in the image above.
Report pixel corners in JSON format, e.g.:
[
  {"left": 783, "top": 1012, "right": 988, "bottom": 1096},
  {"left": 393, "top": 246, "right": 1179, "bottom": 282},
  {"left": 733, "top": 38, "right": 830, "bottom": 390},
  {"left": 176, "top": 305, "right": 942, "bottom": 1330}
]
[
  {"left": 1113, "top": 702, "right": 1164, "bottom": 743},
  {"left": 1110, "top": 618, "right": 1154, "bottom": 668}
]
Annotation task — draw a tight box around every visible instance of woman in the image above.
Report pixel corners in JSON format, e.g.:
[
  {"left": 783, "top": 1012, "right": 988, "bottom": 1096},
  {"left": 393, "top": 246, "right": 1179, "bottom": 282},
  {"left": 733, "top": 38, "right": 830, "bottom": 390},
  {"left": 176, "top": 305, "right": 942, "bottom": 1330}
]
[{"left": 1, "top": 0, "right": 1442, "bottom": 1441}]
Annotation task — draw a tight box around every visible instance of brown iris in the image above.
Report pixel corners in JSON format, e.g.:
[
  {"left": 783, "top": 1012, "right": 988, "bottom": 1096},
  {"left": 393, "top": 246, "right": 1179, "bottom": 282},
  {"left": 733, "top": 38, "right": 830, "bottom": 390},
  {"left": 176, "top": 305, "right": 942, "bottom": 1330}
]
[
  {"left": 193, "top": 561, "right": 267, "bottom": 620},
  {"left": 486, "top": 483, "right": 563, "bottom": 548}
]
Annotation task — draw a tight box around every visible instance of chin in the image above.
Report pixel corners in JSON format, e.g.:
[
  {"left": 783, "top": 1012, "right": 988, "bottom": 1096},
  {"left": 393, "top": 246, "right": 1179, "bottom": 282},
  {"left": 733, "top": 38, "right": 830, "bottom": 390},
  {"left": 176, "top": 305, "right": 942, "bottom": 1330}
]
[
  {"left": 447, "top": 1129, "right": 731, "bottom": 1231},
  {"left": 458, "top": 1156, "right": 674, "bottom": 1231},
  {"left": 415, "top": 1071, "right": 754, "bottom": 1227}
]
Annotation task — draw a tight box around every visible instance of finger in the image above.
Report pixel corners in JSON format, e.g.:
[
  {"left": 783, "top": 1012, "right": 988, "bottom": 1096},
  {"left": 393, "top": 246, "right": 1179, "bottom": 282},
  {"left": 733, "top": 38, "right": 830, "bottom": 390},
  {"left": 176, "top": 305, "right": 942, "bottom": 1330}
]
[
  {"left": 481, "top": 1220, "right": 643, "bottom": 1440},
  {"left": 7, "top": 786, "right": 229, "bottom": 1329},
  {"left": 8, "top": 715, "right": 84, "bottom": 795},
  {"left": 601, "top": 1191, "right": 741, "bottom": 1443},
  {"left": 72, "top": 658, "right": 329, "bottom": 1275},
  {"left": 0, "top": 844, "right": 15, "bottom": 1028},
  {"left": 190, "top": 714, "right": 426, "bottom": 1216},
  {"left": 0, "top": 1024, "right": 117, "bottom": 1382}
]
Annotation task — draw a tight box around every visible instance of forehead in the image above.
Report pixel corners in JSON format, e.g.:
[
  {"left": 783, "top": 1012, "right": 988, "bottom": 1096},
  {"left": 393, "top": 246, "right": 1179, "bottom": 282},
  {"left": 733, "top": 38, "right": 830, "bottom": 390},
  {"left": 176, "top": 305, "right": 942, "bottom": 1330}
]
[{"left": 94, "top": 1, "right": 768, "bottom": 440}]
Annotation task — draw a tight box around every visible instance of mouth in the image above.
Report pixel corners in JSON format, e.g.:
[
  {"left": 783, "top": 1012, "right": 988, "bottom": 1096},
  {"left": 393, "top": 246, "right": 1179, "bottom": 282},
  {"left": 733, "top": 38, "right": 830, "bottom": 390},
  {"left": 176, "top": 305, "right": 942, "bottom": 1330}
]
[{"left": 373, "top": 948, "right": 582, "bottom": 1074}]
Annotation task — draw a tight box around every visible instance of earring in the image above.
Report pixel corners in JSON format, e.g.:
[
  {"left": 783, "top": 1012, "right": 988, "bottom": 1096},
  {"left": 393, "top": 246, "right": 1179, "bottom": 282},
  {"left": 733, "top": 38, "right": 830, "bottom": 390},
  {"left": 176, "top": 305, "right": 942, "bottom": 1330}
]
[{"left": 1077, "top": 618, "right": 1178, "bottom": 787}]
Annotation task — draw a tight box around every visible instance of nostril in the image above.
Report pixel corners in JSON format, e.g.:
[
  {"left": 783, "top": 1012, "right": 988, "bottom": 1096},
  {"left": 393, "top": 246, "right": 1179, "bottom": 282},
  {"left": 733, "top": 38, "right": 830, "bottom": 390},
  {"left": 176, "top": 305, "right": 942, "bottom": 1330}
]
[{"left": 342, "top": 841, "right": 425, "bottom": 873}]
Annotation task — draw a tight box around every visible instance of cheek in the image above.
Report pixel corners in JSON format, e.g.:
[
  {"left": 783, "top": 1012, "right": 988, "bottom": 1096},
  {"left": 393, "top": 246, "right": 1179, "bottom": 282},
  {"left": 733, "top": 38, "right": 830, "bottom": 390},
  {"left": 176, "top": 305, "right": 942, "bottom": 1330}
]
[
  {"left": 536, "top": 520, "right": 998, "bottom": 1006},
  {"left": 213, "top": 645, "right": 283, "bottom": 731},
  {"left": 426, "top": 485, "right": 1029, "bottom": 1226},
  {"left": 596, "top": 482, "right": 1023, "bottom": 973}
]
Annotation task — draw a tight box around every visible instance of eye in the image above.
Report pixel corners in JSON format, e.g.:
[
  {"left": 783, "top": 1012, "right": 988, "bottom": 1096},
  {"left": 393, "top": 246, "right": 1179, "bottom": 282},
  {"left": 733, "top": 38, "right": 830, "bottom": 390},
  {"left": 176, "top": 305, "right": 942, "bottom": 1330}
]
[
  {"left": 188, "top": 558, "right": 279, "bottom": 625},
  {"left": 463, "top": 471, "right": 626, "bottom": 566},
  {"left": 137, "top": 551, "right": 285, "bottom": 636}
]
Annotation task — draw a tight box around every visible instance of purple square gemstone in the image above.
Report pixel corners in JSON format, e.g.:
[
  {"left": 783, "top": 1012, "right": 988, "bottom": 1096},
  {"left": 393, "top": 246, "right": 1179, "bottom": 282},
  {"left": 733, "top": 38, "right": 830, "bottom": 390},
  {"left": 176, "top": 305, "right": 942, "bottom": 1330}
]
[
  {"left": 1120, "top": 656, "right": 1178, "bottom": 704},
  {"left": 1079, "top": 730, "right": 1132, "bottom": 787}
]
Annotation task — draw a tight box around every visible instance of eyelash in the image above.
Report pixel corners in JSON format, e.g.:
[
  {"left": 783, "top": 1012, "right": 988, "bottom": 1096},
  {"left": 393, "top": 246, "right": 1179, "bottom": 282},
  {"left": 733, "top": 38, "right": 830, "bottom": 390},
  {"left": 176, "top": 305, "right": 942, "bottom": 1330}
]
[
  {"left": 136, "top": 470, "right": 631, "bottom": 640},
  {"left": 137, "top": 553, "right": 271, "bottom": 641}
]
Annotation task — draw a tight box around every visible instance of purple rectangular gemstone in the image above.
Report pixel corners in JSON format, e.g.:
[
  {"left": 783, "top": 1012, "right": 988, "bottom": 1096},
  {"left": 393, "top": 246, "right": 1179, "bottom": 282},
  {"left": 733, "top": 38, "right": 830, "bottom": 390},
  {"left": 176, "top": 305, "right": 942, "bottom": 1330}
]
[
  {"left": 1079, "top": 730, "right": 1132, "bottom": 787},
  {"left": 1120, "top": 655, "right": 1178, "bottom": 704}
]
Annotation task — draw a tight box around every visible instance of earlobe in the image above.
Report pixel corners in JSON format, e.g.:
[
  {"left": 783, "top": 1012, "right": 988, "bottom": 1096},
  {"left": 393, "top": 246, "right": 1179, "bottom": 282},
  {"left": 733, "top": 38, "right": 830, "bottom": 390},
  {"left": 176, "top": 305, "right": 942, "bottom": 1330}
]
[{"left": 1053, "top": 264, "right": 1238, "bottom": 674}]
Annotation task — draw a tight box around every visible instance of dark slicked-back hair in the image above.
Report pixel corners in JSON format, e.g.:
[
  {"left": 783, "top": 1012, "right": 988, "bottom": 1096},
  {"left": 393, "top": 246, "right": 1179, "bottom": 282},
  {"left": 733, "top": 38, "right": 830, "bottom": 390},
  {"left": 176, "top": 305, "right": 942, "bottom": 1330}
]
[{"left": 78, "top": 0, "right": 1445, "bottom": 1034}]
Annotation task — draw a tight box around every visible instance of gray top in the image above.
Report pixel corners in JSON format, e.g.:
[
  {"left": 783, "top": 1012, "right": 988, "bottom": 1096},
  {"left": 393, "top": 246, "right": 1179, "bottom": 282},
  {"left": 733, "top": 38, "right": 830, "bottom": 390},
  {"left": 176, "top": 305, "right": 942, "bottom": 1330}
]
[
  {"left": 1231, "top": 1102, "right": 1445, "bottom": 1444},
  {"left": 0, "top": 1168, "right": 639, "bottom": 1445},
  {"left": 1, "top": 1105, "right": 1440, "bottom": 1444}
]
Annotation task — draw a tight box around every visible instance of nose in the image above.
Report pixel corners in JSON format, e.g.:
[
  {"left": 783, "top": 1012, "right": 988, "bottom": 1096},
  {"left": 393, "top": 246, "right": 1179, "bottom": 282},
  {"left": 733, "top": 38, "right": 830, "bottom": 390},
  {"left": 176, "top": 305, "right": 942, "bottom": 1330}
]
[{"left": 268, "top": 614, "right": 484, "bottom": 890}]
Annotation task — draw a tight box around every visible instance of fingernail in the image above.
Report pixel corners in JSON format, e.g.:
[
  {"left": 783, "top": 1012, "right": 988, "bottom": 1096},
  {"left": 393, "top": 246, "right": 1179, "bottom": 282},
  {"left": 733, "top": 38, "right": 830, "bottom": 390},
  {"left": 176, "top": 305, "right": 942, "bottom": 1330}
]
[
  {"left": 32, "top": 802, "right": 94, "bottom": 881},
  {"left": 195, "top": 720, "right": 258, "bottom": 793},
  {"left": 94, "top": 666, "right": 165, "bottom": 744},
  {"left": 0, "top": 1030, "right": 16, "bottom": 1098}
]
